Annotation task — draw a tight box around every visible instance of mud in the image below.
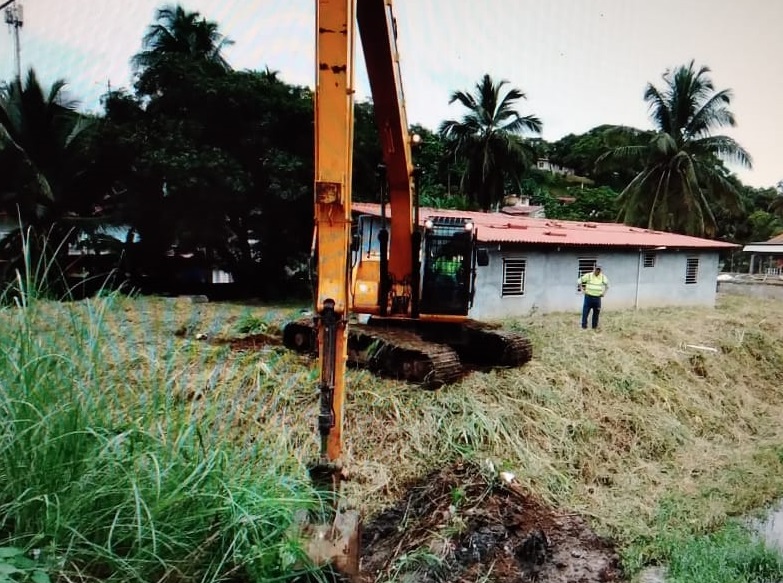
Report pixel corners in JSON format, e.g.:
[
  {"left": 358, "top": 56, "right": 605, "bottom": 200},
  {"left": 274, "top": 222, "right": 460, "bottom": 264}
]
[{"left": 358, "top": 461, "right": 623, "bottom": 583}]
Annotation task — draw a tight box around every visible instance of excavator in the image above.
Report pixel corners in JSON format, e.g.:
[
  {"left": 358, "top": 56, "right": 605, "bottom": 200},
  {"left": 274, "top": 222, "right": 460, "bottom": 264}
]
[
  {"left": 285, "top": 1, "right": 534, "bottom": 389},
  {"left": 294, "top": 0, "right": 533, "bottom": 578}
]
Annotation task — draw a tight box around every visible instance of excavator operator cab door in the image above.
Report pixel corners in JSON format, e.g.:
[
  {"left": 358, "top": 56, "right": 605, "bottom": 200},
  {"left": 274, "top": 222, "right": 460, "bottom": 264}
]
[{"left": 419, "top": 216, "right": 476, "bottom": 316}]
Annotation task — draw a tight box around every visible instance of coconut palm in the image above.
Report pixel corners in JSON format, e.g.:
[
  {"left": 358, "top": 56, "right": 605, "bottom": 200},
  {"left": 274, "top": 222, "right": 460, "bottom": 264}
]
[
  {"left": 600, "top": 60, "right": 751, "bottom": 236},
  {"left": 439, "top": 74, "right": 542, "bottom": 211},
  {"left": 0, "top": 69, "right": 117, "bottom": 292},
  {"left": 0, "top": 69, "right": 93, "bottom": 225},
  {"left": 132, "top": 4, "right": 234, "bottom": 72}
]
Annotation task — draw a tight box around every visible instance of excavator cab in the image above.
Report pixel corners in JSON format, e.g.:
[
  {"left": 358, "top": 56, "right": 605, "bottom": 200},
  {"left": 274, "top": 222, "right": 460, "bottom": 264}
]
[
  {"left": 351, "top": 213, "right": 488, "bottom": 318},
  {"left": 420, "top": 216, "right": 477, "bottom": 316}
]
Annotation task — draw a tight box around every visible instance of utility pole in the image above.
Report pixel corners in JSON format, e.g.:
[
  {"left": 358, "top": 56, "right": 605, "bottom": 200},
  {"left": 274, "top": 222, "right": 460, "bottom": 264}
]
[{"left": 2, "top": 0, "right": 22, "bottom": 80}]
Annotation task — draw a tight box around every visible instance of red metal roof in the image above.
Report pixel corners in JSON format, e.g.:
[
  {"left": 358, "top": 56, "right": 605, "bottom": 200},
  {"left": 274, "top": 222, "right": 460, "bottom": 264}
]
[
  {"left": 352, "top": 202, "right": 738, "bottom": 249},
  {"left": 766, "top": 233, "right": 783, "bottom": 244}
]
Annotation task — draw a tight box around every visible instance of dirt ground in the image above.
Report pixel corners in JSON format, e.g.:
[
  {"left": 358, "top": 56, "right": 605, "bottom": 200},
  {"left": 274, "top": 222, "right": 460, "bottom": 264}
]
[
  {"left": 358, "top": 461, "right": 624, "bottom": 583},
  {"left": 209, "top": 332, "right": 283, "bottom": 349}
]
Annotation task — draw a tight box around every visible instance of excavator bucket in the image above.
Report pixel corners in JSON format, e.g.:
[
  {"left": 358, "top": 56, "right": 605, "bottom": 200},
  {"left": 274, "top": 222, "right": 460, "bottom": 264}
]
[{"left": 300, "top": 509, "right": 361, "bottom": 580}]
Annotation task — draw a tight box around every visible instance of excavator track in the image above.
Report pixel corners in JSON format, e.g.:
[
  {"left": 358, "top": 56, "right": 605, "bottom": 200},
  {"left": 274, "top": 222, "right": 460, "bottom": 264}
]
[
  {"left": 281, "top": 316, "right": 533, "bottom": 387},
  {"left": 282, "top": 318, "right": 463, "bottom": 388},
  {"left": 349, "top": 325, "right": 464, "bottom": 388},
  {"left": 455, "top": 319, "right": 534, "bottom": 368}
]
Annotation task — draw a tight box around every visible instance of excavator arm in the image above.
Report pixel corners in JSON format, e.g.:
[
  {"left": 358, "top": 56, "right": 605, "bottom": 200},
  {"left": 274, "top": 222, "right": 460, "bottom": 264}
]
[
  {"left": 299, "top": 0, "right": 360, "bottom": 577},
  {"left": 356, "top": 0, "right": 417, "bottom": 316}
]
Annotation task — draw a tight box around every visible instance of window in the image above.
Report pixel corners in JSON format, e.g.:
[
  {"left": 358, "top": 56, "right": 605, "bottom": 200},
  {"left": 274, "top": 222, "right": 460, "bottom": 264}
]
[
  {"left": 577, "top": 257, "right": 597, "bottom": 291},
  {"left": 502, "top": 258, "right": 526, "bottom": 296},
  {"left": 643, "top": 252, "right": 656, "bottom": 268},
  {"left": 578, "top": 257, "right": 597, "bottom": 277},
  {"left": 685, "top": 257, "right": 699, "bottom": 284}
]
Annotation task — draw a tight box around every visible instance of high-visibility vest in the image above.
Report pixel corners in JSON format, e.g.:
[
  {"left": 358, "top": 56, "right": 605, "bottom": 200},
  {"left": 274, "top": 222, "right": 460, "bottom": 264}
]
[{"left": 580, "top": 272, "right": 608, "bottom": 296}]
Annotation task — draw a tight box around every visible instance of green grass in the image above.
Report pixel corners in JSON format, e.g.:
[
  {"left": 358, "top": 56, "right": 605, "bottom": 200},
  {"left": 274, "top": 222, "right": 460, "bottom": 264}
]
[
  {"left": 5, "top": 232, "right": 783, "bottom": 581},
  {"left": 0, "top": 248, "right": 327, "bottom": 582},
  {"left": 655, "top": 520, "right": 783, "bottom": 583}
]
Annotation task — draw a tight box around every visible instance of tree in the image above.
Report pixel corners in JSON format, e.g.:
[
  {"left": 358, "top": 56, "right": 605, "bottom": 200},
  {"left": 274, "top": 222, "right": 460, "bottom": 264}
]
[
  {"left": 439, "top": 74, "right": 542, "bottom": 211},
  {"left": 547, "top": 186, "right": 620, "bottom": 223},
  {"left": 132, "top": 4, "right": 233, "bottom": 71},
  {"left": 769, "top": 180, "right": 783, "bottom": 219},
  {"left": 103, "top": 22, "right": 316, "bottom": 295},
  {"left": 550, "top": 124, "right": 654, "bottom": 191},
  {"left": 351, "top": 100, "right": 383, "bottom": 201},
  {"left": 132, "top": 4, "right": 234, "bottom": 98},
  {"left": 600, "top": 61, "right": 751, "bottom": 237},
  {"left": 0, "top": 69, "right": 110, "bottom": 288}
]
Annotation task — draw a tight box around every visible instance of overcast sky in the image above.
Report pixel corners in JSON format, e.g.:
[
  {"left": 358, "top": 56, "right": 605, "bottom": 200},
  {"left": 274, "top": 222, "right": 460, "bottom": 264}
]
[{"left": 1, "top": 0, "right": 781, "bottom": 188}]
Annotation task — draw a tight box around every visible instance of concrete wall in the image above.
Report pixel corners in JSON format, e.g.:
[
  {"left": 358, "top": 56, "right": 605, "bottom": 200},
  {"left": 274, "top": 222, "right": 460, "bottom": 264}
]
[
  {"left": 718, "top": 280, "right": 783, "bottom": 301},
  {"left": 469, "top": 245, "right": 721, "bottom": 319}
]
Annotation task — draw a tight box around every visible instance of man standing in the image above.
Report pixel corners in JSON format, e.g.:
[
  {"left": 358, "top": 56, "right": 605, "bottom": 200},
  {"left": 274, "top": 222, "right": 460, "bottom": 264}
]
[{"left": 578, "top": 264, "right": 609, "bottom": 329}]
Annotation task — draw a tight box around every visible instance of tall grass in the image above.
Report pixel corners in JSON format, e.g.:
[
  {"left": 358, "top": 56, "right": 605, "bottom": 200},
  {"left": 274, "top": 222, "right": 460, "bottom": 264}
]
[{"left": 0, "top": 235, "right": 324, "bottom": 582}]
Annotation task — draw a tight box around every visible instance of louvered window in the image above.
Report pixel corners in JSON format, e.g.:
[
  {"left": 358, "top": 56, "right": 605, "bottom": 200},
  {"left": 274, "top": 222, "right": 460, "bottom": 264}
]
[
  {"left": 685, "top": 257, "right": 699, "bottom": 284},
  {"left": 502, "top": 258, "right": 526, "bottom": 296}
]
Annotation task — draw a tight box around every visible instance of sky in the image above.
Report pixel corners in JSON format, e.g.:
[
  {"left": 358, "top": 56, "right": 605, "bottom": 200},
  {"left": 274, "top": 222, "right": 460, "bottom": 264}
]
[{"left": 1, "top": 0, "right": 781, "bottom": 188}]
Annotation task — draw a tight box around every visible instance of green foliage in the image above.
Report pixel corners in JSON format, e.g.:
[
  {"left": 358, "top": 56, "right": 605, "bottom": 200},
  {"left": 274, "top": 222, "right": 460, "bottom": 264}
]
[
  {"left": 419, "top": 191, "right": 473, "bottom": 210},
  {"left": 131, "top": 3, "right": 234, "bottom": 84},
  {"left": 551, "top": 124, "right": 654, "bottom": 191},
  {"left": 440, "top": 74, "right": 542, "bottom": 210},
  {"left": 649, "top": 521, "right": 783, "bottom": 583},
  {"left": 410, "top": 124, "right": 461, "bottom": 201},
  {"left": 0, "top": 547, "right": 50, "bottom": 583},
  {"left": 98, "top": 9, "right": 316, "bottom": 293},
  {"left": 352, "top": 100, "right": 383, "bottom": 200},
  {"left": 0, "top": 255, "right": 323, "bottom": 582},
  {"left": 0, "top": 70, "right": 115, "bottom": 287},
  {"left": 236, "top": 311, "right": 269, "bottom": 334},
  {"left": 746, "top": 210, "right": 783, "bottom": 242},
  {"left": 519, "top": 171, "right": 620, "bottom": 222},
  {"left": 553, "top": 186, "right": 620, "bottom": 222},
  {"left": 600, "top": 60, "right": 751, "bottom": 237}
]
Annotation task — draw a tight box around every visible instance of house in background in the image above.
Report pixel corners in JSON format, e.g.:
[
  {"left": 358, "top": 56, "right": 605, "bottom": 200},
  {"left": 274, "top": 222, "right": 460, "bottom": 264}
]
[
  {"left": 352, "top": 203, "right": 738, "bottom": 319},
  {"left": 742, "top": 233, "right": 783, "bottom": 275},
  {"left": 536, "top": 158, "right": 574, "bottom": 176},
  {"left": 500, "top": 195, "right": 546, "bottom": 219}
]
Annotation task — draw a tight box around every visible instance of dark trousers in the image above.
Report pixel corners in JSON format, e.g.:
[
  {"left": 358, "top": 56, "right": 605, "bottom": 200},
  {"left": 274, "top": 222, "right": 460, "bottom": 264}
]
[{"left": 581, "top": 294, "right": 602, "bottom": 329}]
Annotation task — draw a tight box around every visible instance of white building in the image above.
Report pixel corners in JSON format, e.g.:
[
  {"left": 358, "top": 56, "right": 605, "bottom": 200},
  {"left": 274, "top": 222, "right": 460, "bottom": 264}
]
[{"left": 353, "top": 203, "right": 738, "bottom": 319}]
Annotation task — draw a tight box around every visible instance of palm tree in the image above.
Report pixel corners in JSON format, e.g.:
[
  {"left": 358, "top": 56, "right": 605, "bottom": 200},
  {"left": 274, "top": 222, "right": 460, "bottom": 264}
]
[
  {"left": 0, "top": 69, "right": 93, "bottom": 225},
  {"left": 0, "top": 69, "right": 110, "bottom": 290},
  {"left": 439, "top": 74, "right": 542, "bottom": 211},
  {"left": 600, "top": 60, "right": 751, "bottom": 236},
  {"left": 132, "top": 4, "right": 234, "bottom": 73}
]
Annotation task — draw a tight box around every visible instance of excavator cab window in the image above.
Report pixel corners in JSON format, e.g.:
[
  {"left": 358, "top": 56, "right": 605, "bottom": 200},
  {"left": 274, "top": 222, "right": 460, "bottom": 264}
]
[{"left": 420, "top": 217, "right": 474, "bottom": 316}]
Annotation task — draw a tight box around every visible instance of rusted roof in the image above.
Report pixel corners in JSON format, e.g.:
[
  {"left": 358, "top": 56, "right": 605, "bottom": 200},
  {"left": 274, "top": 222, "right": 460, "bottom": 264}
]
[{"left": 352, "top": 202, "right": 738, "bottom": 249}]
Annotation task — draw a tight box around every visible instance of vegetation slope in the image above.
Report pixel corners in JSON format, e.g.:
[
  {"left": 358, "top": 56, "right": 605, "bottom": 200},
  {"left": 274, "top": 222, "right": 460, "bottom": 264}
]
[{"left": 3, "top": 289, "right": 783, "bottom": 580}]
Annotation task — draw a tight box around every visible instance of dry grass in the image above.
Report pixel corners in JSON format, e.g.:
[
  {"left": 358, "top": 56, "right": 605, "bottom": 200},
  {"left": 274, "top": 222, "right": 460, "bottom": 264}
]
[{"left": 32, "top": 293, "right": 783, "bottom": 570}]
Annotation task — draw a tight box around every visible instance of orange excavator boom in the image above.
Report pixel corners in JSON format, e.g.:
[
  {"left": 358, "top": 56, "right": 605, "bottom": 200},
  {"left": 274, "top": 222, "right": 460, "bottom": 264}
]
[{"left": 298, "top": 0, "right": 360, "bottom": 577}]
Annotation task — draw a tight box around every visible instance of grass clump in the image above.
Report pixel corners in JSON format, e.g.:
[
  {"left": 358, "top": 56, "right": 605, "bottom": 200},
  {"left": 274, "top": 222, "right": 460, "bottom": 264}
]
[
  {"left": 0, "top": 273, "right": 323, "bottom": 581},
  {"left": 661, "top": 520, "right": 783, "bottom": 583}
]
